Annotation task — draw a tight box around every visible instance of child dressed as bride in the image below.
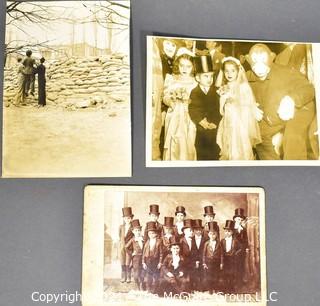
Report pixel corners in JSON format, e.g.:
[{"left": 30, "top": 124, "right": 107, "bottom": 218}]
[{"left": 216, "top": 57, "right": 263, "bottom": 160}]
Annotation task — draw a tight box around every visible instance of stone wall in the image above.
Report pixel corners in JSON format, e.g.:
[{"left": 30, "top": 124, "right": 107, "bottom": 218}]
[{"left": 3, "top": 53, "right": 130, "bottom": 109}]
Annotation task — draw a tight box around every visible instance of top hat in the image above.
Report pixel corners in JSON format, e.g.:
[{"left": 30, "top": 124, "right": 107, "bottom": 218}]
[
  {"left": 223, "top": 220, "right": 235, "bottom": 230},
  {"left": 193, "top": 219, "right": 203, "bottom": 229},
  {"left": 149, "top": 204, "right": 160, "bottom": 215},
  {"left": 122, "top": 207, "right": 134, "bottom": 218},
  {"left": 194, "top": 55, "right": 213, "bottom": 74},
  {"left": 203, "top": 206, "right": 215, "bottom": 217},
  {"left": 164, "top": 216, "right": 174, "bottom": 228},
  {"left": 182, "top": 219, "right": 193, "bottom": 231},
  {"left": 233, "top": 208, "right": 246, "bottom": 220},
  {"left": 175, "top": 206, "right": 186, "bottom": 216},
  {"left": 145, "top": 221, "right": 159, "bottom": 232},
  {"left": 207, "top": 221, "right": 220, "bottom": 233},
  {"left": 131, "top": 219, "right": 142, "bottom": 229}
]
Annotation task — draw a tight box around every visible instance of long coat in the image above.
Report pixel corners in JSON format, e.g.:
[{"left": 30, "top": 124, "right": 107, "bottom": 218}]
[
  {"left": 189, "top": 84, "right": 221, "bottom": 160},
  {"left": 119, "top": 224, "right": 133, "bottom": 265},
  {"left": 36, "top": 64, "right": 46, "bottom": 105}
]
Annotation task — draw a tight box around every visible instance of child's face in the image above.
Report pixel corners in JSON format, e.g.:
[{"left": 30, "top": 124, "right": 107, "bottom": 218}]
[
  {"left": 148, "top": 230, "right": 157, "bottom": 239},
  {"left": 183, "top": 227, "right": 193, "bottom": 238},
  {"left": 185, "top": 40, "right": 194, "bottom": 49},
  {"left": 164, "top": 227, "right": 173, "bottom": 235},
  {"left": 224, "top": 229, "right": 233, "bottom": 238},
  {"left": 132, "top": 228, "right": 141, "bottom": 237},
  {"left": 224, "top": 62, "right": 239, "bottom": 82},
  {"left": 123, "top": 216, "right": 132, "bottom": 224},
  {"left": 176, "top": 213, "right": 185, "bottom": 222},
  {"left": 178, "top": 58, "right": 193, "bottom": 77},
  {"left": 194, "top": 229, "right": 202, "bottom": 236},
  {"left": 204, "top": 215, "right": 214, "bottom": 223},
  {"left": 149, "top": 213, "right": 159, "bottom": 222},
  {"left": 208, "top": 231, "right": 217, "bottom": 241},
  {"left": 171, "top": 245, "right": 180, "bottom": 256},
  {"left": 234, "top": 216, "right": 242, "bottom": 224},
  {"left": 196, "top": 72, "right": 214, "bottom": 88},
  {"left": 163, "top": 40, "right": 176, "bottom": 58}
]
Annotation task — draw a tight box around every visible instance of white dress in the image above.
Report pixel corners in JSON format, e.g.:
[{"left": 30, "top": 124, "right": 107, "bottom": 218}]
[
  {"left": 163, "top": 74, "right": 197, "bottom": 161},
  {"left": 216, "top": 82, "right": 261, "bottom": 160}
]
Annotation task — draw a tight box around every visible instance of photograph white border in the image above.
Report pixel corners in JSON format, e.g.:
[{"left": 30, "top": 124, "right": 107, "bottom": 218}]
[
  {"left": 146, "top": 35, "right": 320, "bottom": 167},
  {"left": 82, "top": 185, "right": 267, "bottom": 306}
]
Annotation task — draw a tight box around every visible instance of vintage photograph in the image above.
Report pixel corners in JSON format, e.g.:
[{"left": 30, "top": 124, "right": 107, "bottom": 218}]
[
  {"left": 82, "top": 185, "right": 266, "bottom": 306},
  {"left": 146, "top": 36, "right": 320, "bottom": 166},
  {"left": 2, "top": 1, "right": 131, "bottom": 177}
]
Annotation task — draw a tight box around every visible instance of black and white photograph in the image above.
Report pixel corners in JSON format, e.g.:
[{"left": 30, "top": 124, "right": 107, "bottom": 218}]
[
  {"left": 146, "top": 36, "right": 320, "bottom": 166},
  {"left": 2, "top": 1, "right": 131, "bottom": 177},
  {"left": 82, "top": 185, "right": 266, "bottom": 306}
]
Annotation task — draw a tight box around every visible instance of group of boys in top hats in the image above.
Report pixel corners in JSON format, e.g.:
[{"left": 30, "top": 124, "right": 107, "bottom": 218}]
[{"left": 119, "top": 204, "right": 249, "bottom": 294}]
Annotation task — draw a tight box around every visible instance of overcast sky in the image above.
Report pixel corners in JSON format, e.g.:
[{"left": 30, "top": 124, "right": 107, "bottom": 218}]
[{"left": 6, "top": 1, "right": 129, "bottom": 53}]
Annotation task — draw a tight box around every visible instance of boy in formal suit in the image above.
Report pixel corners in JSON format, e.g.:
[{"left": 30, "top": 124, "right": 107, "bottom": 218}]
[
  {"left": 125, "top": 219, "right": 144, "bottom": 290},
  {"left": 220, "top": 220, "right": 241, "bottom": 293},
  {"left": 161, "top": 242, "right": 189, "bottom": 295},
  {"left": 142, "top": 221, "right": 163, "bottom": 293},
  {"left": 119, "top": 207, "right": 134, "bottom": 283},
  {"left": 144, "top": 204, "right": 163, "bottom": 241},
  {"left": 173, "top": 206, "right": 186, "bottom": 241},
  {"left": 179, "top": 219, "right": 196, "bottom": 287},
  {"left": 203, "top": 205, "right": 216, "bottom": 240},
  {"left": 189, "top": 55, "right": 221, "bottom": 160},
  {"left": 162, "top": 217, "right": 176, "bottom": 259},
  {"left": 192, "top": 219, "right": 206, "bottom": 292},
  {"left": 233, "top": 208, "right": 249, "bottom": 288},
  {"left": 203, "top": 221, "right": 222, "bottom": 293}
]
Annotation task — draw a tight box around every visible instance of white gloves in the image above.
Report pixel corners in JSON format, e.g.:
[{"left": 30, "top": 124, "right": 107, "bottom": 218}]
[{"left": 277, "top": 96, "right": 295, "bottom": 121}]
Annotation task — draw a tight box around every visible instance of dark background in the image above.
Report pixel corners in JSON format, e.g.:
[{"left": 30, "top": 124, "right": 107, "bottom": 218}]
[{"left": 1, "top": 0, "right": 320, "bottom": 305}]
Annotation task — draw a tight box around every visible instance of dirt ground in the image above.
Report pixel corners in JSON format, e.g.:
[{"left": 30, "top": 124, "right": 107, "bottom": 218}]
[{"left": 2, "top": 101, "right": 131, "bottom": 177}]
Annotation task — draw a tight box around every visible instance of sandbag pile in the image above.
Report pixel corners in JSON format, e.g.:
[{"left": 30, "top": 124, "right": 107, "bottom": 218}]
[{"left": 3, "top": 53, "right": 130, "bottom": 109}]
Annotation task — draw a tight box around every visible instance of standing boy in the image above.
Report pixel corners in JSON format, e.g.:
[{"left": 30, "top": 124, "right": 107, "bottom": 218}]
[
  {"left": 233, "top": 208, "right": 249, "bottom": 288},
  {"left": 203, "top": 205, "right": 216, "bottom": 240},
  {"left": 189, "top": 55, "right": 221, "bottom": 160},
  {"left": 173, "top": 206, "right": 186, "bottom": 241},
  {"left": 125, "top": 219, "right": 144, "bottom": 290},
  {"left": 119, "top": 207, "right": 134, "bottom": 283},
  {"left": 192, "top": 219, "right": 206, "bottom": 291},
  {"left": 220, "top": 220, "right": 241, "bottom": 293},
  {"left": 144, "top": 204, "right": 163, "bottom": 241},
  {"left": 142, "top": 221, "right": 163, "bottom": 294},
  {"left": 202, "top": 221, "right": 222, "bottom": 293}
]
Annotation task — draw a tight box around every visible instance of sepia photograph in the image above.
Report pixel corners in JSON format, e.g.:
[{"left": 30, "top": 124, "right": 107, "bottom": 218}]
[
  {"left": 146, "top": 35, "right": 320, "bottom": 166},
  {"left": 82, "top": 185, "right": 266, "bottom": 306},
  {"left": 2, "top": 1, "right": 131, "bottom": 177}
]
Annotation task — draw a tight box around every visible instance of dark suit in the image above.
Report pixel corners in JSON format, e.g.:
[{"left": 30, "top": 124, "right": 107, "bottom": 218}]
[
  {"left": 193, "top": 236, "right": 206, "bottom": 291},
  {"left": 203, "top": 240, "right": 222, "bottom": 291},
  {"left": 125, "top": 238, "right": 144, "bottom": 288},
  {"left": 161, "top": 254, "right": 189, "bottom": 294},
  {"left": 142, "top": 238, "right": 163, "bottom": 292},
  {"left": 189, "top": 85, "right": 221, "bottom": 160},
  {"left": 247, "top": 63, "right": 315, "bottom": 160},
  {"left": 233, "top": 227, "right": 249, "bottom": 286},
  {"left": 220, "top": 238, "right": 241, "bottom": 293},
  {"left": 119, "top": 224, "right": 133, "bottom": 265},
  {"left": 35, "top": 64, "right": 46, "bottom": 105}
]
